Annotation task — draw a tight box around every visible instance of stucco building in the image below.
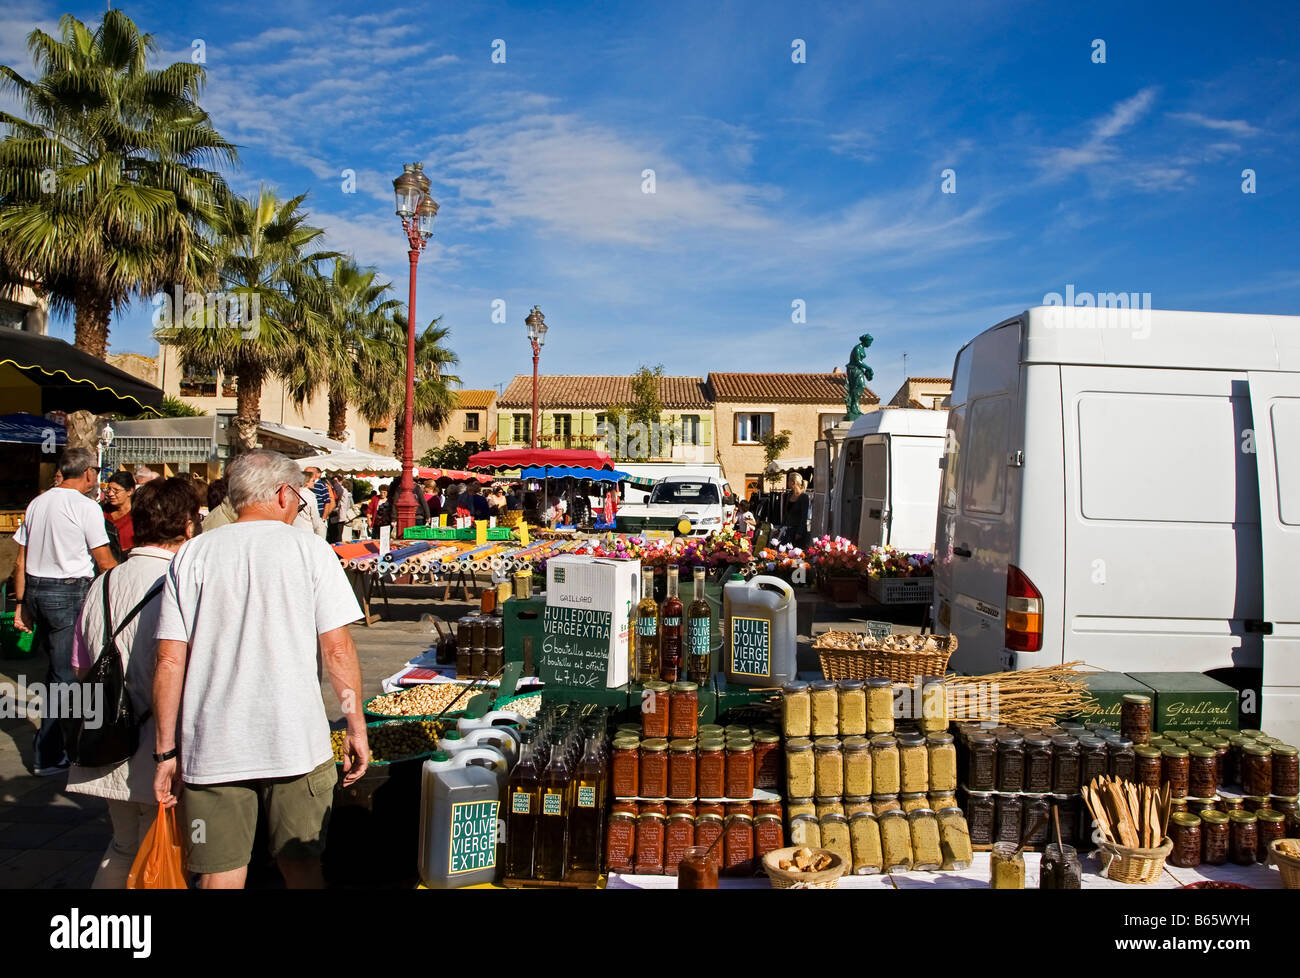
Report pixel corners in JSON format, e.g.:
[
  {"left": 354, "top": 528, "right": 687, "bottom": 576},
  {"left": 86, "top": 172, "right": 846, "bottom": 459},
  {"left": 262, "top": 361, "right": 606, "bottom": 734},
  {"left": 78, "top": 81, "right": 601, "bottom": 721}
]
[{"left": 888, "top": 376, "right": 952, "bottom": 410}]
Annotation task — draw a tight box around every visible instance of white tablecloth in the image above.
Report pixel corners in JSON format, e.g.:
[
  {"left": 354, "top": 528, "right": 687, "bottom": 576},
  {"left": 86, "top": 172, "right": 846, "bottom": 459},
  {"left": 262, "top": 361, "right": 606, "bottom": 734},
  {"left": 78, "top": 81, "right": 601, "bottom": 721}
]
[{"left": 608, "top": 851, "right": 1286, "bottom": 889}]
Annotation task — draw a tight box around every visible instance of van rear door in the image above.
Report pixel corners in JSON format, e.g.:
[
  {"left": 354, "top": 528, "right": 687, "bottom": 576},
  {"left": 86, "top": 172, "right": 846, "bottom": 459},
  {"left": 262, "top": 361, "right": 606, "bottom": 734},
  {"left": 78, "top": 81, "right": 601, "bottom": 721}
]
[
  {"left": 860, "top": 435, "right": 889, "bottom": 549},
  {"left": 1247, "top": 372, "right": 1300, "bottom": 744}
]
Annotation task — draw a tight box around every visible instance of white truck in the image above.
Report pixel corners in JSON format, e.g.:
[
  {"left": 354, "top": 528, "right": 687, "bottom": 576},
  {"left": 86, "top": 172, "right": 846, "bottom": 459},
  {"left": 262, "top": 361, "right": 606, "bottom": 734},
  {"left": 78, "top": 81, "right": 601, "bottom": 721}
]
[
  {"left": 931, "top": 306, "right": 1300, "bottom": 743},
  {"left": 615, "top": 473, "right": 734, "bottom": 537},
  {"left": 829, "top": 408, "right": 948, "bottom": 553}
]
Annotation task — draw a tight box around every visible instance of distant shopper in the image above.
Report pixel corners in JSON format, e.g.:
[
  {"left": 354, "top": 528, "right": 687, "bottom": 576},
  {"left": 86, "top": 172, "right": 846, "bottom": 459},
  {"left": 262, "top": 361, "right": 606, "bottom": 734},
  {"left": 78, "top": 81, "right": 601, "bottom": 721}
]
[
  {"left": 12, "top": 447, "right": 118, "bottom": 775},
  {"left": 67, "top": 478, "right": 200, "bottom": 887},
  {"left": 733, "top": 500, "right": 756, "bottom": 537},
  {"left": 779, "top": 473, "right": 811, "bottom": 550},
  {"left": 464, "top": 482, "right": 491, "bottom": 521},
  {"left": 367, "top": 488, "right": 384, "bottom": 537},
  {"left": 302, "top": 466, "right": 332, "bottom": 538},
  {"left": 133, "top": 466, "right": 159, "bottom": 486},
  {"left": 153, "top": 450, "right": 369, "bottom": 889},
  {"left": 102, "top": 471, "right": 136, "bottom": 558},
  {"left": 326, "top": 474, "right": 348, "bottom": 543},
  {"left": 423, "top": 480, "right": 443, "bottom": 521}
]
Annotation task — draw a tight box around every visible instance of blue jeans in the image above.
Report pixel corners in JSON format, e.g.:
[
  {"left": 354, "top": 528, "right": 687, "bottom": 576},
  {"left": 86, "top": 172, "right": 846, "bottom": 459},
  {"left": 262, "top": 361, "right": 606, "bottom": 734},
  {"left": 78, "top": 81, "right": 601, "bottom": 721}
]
[{"left": 26, "top": 575, "right": 92, "bottom": 770}]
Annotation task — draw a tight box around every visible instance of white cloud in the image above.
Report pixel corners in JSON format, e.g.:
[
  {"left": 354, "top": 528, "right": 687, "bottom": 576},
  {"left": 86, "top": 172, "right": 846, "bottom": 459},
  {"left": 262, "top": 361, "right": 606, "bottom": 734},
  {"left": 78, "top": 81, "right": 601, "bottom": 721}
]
[
  {"left": 1035, "top": 87, "right": 1158, "bottom": 181},
  {"left": 1168, "top": 111, "right": 1261, "bottom": 138}
]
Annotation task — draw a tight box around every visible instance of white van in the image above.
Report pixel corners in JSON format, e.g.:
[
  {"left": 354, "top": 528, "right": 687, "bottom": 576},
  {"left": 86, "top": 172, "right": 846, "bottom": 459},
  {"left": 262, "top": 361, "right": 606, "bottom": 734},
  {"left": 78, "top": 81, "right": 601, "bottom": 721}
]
[
  {"left": 830, "top": 408, "right": 947, "bottom": 553},
  {"left": 932, "top": 307, "right": 1300, "bottom": 743}
]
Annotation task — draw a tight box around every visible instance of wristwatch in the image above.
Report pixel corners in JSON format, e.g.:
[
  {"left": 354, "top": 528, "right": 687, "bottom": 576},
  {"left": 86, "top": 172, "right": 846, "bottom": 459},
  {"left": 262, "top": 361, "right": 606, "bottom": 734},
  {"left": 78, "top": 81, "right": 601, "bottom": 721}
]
[{"left": 153, "top": 747, "right": 179, "bottom": 762}]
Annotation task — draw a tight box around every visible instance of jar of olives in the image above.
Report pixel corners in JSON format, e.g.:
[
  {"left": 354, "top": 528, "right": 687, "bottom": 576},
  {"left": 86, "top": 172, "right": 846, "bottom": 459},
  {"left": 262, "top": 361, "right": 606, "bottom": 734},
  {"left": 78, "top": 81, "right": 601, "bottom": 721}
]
[{"left": 968, "top": 733, "right": 997, "bottom": 792}]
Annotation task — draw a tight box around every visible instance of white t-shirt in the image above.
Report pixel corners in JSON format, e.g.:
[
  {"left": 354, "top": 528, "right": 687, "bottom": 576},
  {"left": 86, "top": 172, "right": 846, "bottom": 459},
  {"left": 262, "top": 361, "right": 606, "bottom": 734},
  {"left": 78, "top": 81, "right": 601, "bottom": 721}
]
[
  {"left": 156, "top": 519, "right": 362, "bottom": 784},
  {"left": 14, "top": 486, "right": 110, "bottom": 578}
]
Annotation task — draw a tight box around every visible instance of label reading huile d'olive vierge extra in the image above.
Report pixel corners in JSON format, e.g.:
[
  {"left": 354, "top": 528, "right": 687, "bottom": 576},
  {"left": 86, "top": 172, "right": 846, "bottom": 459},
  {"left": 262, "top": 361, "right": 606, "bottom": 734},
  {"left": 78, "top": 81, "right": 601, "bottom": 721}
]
[
  {"left": 511, "top": 792, "right": 531, "bottom": 815},
  {"left": 637, "top": 616, "right": 657, "bottom": 636},
  {"left": 688, "top": 617, "right": 709, "bottom": 657},
  {"left": 448, "top": 800, "right": 500, "bottom": 875},
  {"left": 577, "top": 786, "right": 596, "bottom": 808},
  {"left": 730, "top": 617, "right": 771, "bottom": 677},
  {"left": 543, "top": 792, "right": 563, "bottom": 816}
]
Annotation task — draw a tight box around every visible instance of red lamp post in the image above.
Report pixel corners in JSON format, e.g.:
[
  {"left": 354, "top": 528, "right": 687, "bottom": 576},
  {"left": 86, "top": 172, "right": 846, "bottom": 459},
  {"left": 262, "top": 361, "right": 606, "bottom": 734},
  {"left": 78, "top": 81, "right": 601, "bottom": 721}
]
[
  {"left": 392, "top": 162, "right": 439, "bottom": 534},
  {"left": 525, "top": 305, "right": 547, "bottom": 449}
]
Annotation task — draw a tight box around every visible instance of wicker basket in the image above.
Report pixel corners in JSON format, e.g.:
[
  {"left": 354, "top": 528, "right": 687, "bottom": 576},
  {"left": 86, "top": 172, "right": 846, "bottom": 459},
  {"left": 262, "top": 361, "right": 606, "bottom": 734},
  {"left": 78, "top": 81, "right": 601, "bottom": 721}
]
[
  {"left": 1098, "top": 837, "right": 1173, "bottom": 884},
  {"left": 1269, "top": 838, "right": 1300, "bottom": 889},
  {"left": 762, "top": 847, "right": 847, "bottom": 889},
  {"left": 814, "top": 631, "right": 957, "bottom": 683}
]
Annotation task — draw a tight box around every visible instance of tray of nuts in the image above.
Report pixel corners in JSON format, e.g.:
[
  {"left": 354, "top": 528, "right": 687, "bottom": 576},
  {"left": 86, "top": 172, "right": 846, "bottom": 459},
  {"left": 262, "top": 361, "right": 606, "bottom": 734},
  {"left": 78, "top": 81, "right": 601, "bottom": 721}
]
[
  {"left": 363, "top": 682, "right": 479, "bottom": 721},
  {"left": 332, "top": 719, "right": 444, "bottom": 767}
]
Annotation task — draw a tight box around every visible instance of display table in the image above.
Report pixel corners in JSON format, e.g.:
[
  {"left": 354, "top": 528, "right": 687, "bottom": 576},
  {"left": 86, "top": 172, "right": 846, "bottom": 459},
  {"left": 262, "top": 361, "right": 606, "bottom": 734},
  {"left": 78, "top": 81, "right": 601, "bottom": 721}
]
[{"left": 607, "top": 851, "right": 1286, "bottom": 889}]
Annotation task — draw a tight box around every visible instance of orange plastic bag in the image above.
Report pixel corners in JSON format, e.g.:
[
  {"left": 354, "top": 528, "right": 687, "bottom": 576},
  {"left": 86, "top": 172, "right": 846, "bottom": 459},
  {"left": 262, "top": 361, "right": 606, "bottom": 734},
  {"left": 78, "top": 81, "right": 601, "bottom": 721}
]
[{"left": 127, "top": 803, "right": 189, "bottom": 889}]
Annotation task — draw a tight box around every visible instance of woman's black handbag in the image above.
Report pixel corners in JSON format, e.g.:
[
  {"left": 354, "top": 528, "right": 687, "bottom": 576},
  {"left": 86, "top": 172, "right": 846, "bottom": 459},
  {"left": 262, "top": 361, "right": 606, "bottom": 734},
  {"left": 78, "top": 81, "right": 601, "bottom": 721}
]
[{"left": 67, "top": 569, "right": 164, "bottom": 767}]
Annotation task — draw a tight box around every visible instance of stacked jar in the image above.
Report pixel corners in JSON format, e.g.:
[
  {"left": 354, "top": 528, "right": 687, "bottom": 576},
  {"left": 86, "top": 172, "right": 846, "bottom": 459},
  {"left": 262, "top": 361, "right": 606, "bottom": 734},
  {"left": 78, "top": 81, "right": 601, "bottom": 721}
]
[
  {"left": 781, "top": 677, "right": 967, "bottom": 870},
  {"left": 955, "top": 723, "right": 1100, "bottom": 850},
  {"left": 611, "top": 720, "right": 776, "bottom": 802}
]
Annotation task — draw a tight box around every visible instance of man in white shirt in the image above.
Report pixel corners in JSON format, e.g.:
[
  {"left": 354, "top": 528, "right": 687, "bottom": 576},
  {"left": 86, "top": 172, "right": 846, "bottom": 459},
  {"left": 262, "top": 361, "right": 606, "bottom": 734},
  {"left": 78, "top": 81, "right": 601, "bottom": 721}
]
[
  {"left": 13, "top": 447, "right": 118, "bottom": 775},
  {"left": 153, "top": 450, "right": 368, "bottom": 889}
]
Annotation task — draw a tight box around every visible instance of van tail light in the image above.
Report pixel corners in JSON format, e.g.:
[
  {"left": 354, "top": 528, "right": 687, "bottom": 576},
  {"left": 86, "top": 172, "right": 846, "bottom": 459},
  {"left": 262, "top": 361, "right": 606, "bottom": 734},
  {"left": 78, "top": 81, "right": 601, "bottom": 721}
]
[{"left": 1005, "top": 565, "right": 1043, "bottom": 652}]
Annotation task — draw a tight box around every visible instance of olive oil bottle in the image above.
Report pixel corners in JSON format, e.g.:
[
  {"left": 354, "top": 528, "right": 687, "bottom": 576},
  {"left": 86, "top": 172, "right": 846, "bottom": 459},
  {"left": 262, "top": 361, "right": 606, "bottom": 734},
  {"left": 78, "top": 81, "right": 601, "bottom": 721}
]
[
  {"left": 503, "top": 730, "right": 541, "bottom": 879},
  {"left": 635, "top": 567, "right": 660, "bottom": 682},
  {"left": 567, "top": 735, "right": 606, "bottom": 875},
  {"left": 687, "top": 565, "right": 712, "bottom": 685},
  {"left": 659, "top": 566, "right": 684, "bottom": 683},
  {"left": 535, "top": 738, "right": 572, "bottom": 880}
]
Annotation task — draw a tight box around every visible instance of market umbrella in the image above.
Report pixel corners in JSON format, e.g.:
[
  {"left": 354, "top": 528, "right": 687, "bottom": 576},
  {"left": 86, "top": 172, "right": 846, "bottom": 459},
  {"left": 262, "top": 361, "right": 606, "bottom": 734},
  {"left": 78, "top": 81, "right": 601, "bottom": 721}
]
[
  {"left": 0, "top": 330, "right": 164, "bottom": 415},
  {"left": 466, "top": 448, "right": 614, "bottom": 471},
  {"left": 294, "top": 448, "right": 401, "bottom": 476}
]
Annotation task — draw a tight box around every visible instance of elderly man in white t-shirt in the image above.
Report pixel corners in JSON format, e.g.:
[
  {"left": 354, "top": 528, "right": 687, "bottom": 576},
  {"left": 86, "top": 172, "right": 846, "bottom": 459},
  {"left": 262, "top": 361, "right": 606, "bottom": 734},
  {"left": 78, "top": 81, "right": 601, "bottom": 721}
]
[
  {"left": 152, "top": 450, "right": 369, "bottom": 889},
  {"left": 13, "top": 447, "right": 118, "bottom": 775}
]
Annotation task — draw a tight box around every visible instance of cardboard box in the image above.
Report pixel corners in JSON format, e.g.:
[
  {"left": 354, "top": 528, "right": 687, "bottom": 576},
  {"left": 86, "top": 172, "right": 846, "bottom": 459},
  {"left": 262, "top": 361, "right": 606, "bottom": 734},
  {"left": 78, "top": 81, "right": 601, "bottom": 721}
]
[
  {"left": 543, "top": 556, "right": 640, "bottom": 688},
  {"left": 1126, "top": 672, "right": 1240, "bottom": 733},
  {"left": 1071, "top": 673, "right": 1157, "bottom": 727}
]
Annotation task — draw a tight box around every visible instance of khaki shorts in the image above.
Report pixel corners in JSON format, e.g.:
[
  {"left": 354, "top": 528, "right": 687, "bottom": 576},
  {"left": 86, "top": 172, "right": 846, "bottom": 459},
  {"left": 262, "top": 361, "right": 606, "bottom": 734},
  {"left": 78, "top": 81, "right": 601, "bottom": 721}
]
[{"left": 181, "top": 759, "right": 337, "bottom": 874}]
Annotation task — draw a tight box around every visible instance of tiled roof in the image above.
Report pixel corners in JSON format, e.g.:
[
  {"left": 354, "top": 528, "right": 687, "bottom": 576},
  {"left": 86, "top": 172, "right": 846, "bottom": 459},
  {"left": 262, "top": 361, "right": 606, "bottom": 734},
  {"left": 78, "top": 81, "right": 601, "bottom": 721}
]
[
  {"left": 905, "top": 377, "right": 952, "bottom": 384},
  {"left": 706, "top": 373, "right": 877, "bottom": 404},
  {"left": 455, "top": 389, "right": 497, "bottom": 409},
  {"left": 497, "top": 375, "right": 711, "bottom": 410}
]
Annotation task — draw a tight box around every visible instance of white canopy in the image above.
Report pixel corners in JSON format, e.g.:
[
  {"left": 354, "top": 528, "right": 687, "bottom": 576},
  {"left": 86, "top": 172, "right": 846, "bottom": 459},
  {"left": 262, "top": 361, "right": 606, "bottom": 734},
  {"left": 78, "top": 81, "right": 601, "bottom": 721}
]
[{"left": 294, "top": 448, "right": 402, "bottom": 476}]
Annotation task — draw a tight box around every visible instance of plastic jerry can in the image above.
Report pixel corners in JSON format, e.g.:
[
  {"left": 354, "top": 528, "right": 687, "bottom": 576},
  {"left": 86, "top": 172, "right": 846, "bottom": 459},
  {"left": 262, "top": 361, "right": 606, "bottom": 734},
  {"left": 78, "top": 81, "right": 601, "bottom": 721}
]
[
  {"left": 437, "top": 729, "right": 509, "bottom": 764},
  {"left": 419, "top": 749, "right": 511, "bottom": 888},
  {"left": 722, "top": 575, "right": 797, "bottom": 687},
  {"left": 461, "top": 727, "right": 520, "bottom": 767},
  {"left": 457, "top": 709, "right": 527, "bottom": 736}
]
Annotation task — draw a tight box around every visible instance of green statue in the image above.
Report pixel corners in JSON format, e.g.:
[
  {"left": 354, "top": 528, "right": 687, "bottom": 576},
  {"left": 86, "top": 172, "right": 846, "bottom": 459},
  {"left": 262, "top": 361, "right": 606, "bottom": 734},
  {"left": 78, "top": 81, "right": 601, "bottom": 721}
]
[{"left": 845, "top": 333, "right": 874, "bottom": 420}]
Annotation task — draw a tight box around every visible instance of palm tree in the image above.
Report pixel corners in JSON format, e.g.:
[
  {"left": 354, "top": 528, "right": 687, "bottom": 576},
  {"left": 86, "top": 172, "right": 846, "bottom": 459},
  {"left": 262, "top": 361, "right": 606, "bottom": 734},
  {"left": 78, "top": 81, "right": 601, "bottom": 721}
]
[
  {"left": 289, "top": 257, "right": 402, "bottom": 442},
  {"left": 159, "top": 187, "right": 333, "bottom": 453},
  {"left": 0, "top": 10, "right": 235, "bottom": 358},
  {"left": 359, "top": 312, "right": 461, "bottom": 460}
]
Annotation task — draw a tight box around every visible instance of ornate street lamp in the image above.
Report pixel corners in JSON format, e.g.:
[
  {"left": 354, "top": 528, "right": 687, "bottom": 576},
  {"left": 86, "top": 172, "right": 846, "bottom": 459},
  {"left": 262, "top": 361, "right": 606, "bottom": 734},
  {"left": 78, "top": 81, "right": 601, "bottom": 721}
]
[
  {"left": 392, "top": 162, "right": 439, "bottom": 533},
  {"left": 525, "top": 305, "right": 547, "bottom": 449}
]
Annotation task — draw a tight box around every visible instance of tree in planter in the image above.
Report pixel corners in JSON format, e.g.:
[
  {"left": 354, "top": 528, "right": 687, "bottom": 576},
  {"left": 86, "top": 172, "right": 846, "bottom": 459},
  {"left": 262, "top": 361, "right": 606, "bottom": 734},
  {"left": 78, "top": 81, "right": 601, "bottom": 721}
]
[
  {"left": 0, "top": 10, "right": 235, "bottom": 359},
  {"left": 160, "top": 187, "right": 332, "bottom": 454},
  {"left": 760, "top": 428, "right": 793, "bottom": 487}
]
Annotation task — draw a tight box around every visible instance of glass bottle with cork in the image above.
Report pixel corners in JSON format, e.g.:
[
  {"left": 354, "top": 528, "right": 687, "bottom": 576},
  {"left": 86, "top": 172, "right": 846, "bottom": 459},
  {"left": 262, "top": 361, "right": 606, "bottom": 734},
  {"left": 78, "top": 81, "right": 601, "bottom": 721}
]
[
  {"left": 686, "top": 565, "right": 712, "bottom": 685},
  {"left": 635, "top": 567, "right": 660, "bottom": 682},
  {"left": 659, "top": 566, "right": 684, "bottom": 683}
]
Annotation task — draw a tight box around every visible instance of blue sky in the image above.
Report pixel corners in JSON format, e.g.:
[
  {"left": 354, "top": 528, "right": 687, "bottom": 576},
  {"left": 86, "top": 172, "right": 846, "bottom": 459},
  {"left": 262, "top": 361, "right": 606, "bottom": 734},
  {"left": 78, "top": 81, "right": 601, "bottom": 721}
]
[{"left": 4, "top": 0, "right": 1298, "bottom": 403}]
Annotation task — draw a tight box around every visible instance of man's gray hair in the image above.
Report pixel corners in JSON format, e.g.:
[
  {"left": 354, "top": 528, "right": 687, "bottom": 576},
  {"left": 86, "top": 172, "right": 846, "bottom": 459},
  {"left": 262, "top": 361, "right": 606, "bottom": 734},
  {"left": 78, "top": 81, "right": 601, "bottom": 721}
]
[
  {"left": 227, "top": 450, "right": 304, "bottom": 512},
  {"left": 58, "top": 447, "right": 98, "bottom": 480}
]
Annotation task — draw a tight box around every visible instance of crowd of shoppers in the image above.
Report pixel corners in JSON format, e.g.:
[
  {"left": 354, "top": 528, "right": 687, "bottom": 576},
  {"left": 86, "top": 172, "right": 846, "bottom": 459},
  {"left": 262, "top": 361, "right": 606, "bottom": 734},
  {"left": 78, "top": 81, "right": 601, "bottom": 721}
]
[{"left": 9, "top": 448, "right": 367, "bottom": 889}]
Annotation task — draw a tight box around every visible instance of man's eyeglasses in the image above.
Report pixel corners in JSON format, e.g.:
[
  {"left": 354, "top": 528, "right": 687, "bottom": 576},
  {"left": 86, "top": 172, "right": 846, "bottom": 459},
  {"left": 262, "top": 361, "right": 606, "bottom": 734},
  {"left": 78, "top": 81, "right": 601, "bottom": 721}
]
[{"left": 279, "top": 484, "right": 309, "bottom": 516}]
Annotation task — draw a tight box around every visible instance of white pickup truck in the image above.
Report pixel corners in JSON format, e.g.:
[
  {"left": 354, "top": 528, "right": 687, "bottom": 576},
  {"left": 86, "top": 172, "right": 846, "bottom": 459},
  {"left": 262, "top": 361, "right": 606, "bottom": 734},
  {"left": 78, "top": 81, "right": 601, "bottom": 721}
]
[{"left": 615, "top": 474, "right": 734, "bottom": 537}]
